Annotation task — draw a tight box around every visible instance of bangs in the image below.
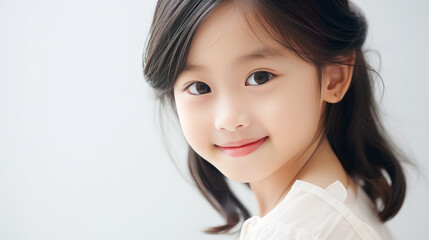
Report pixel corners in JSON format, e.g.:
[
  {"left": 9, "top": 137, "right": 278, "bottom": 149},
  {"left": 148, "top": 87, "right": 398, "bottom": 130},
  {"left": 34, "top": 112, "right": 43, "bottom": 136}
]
[{"left": 234, "top": 0, "right": 325, "bottom": 66}]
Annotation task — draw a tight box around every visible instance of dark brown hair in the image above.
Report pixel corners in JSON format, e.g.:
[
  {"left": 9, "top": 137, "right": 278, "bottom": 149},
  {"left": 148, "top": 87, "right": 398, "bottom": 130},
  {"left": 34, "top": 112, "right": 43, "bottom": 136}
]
[{"left": 143, "top": 0, "right": 408, "bottom": 236}]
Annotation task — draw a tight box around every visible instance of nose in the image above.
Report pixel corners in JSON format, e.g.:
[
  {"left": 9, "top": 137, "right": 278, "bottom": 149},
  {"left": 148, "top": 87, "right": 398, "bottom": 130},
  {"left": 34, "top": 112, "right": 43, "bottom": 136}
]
[{"left": 214, "top": 95, "right": 251, "bottom": 132}]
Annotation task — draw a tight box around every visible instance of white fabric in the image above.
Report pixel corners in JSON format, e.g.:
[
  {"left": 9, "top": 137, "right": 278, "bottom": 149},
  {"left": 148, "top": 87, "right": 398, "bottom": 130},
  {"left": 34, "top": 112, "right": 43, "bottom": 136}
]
[{"left": 239, "top": 180, "right": 395, "bottom": 240}]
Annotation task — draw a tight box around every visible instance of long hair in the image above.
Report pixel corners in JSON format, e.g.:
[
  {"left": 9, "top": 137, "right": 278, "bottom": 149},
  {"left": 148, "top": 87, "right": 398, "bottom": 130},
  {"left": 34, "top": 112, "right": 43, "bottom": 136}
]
[{"left": 143, "top": 0, "right": 408, "bottom": 235}]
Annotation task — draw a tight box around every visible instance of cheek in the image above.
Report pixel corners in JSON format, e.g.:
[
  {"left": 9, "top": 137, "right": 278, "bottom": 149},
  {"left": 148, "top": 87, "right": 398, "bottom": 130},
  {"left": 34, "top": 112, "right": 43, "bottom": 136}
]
[
  {"left": 262, "top": 80, "right": 321, "bottom": 156},
  {"left": 174, "top": 96, "right": 213, "bottom": 155}
]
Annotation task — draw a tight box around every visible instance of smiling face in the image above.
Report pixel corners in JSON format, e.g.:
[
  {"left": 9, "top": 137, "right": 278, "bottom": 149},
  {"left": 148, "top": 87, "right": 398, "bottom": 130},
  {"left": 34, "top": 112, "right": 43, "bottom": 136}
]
[{"left": 173, "top": 2, "right": 326, "bottom": 183}]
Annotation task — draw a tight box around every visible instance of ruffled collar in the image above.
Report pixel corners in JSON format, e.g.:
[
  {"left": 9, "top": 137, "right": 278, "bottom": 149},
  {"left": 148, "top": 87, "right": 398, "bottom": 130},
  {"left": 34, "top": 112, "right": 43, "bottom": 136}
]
[{"left": 240, "top": 180, "right": 359, "bottom": 238}]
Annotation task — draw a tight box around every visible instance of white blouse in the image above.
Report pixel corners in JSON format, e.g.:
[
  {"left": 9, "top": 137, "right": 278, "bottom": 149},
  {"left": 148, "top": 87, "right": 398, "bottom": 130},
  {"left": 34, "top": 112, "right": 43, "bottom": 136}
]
[{"left": 239, "top": 180, "right": 395, "bottom": 240}]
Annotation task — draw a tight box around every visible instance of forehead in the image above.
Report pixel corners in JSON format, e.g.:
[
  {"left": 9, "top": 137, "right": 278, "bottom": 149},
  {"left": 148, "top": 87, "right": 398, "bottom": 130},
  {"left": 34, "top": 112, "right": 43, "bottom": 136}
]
[{"left": 185, "top": 1, "right": 291, "bottom": 67}]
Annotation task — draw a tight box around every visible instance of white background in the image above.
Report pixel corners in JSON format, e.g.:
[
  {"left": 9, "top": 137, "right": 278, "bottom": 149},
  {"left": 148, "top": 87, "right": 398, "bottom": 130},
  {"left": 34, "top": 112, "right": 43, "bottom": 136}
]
[{"left": 0, "top": 0, "right": 428, "bottom": 239}]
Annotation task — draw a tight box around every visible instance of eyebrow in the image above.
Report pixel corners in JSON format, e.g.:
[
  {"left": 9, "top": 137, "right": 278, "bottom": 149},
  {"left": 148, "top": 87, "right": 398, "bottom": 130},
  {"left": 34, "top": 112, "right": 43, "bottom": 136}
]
[{"left": 182, "top": 46, "right": 283, "bottom": 73}]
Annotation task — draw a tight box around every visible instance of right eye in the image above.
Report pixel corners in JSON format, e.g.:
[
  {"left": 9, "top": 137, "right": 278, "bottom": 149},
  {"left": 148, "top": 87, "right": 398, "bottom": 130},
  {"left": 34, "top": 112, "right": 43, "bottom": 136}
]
[{"left": 185, "top": 82, "right": 211, "bottom": 95}]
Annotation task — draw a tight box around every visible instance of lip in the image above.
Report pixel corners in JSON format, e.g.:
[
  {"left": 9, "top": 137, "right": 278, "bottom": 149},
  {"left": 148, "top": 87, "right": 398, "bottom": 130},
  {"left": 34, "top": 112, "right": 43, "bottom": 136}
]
[{"left": 215, "top": 137, "right": 268, "bottom": 158}]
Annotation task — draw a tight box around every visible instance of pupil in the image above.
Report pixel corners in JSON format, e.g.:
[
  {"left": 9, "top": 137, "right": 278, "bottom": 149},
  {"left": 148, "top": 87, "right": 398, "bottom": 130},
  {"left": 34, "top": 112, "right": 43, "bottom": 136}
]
[
  {"left": 196, "top": 83, "right": 209, "bottom": 93},
  {"left": 255, "top": 72, "right": 269, "bottom": 84}
]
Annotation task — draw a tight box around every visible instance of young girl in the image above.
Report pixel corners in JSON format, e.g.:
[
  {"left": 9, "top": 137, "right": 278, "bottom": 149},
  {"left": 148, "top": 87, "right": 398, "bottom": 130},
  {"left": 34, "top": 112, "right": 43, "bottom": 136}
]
[{"left": 143, "top": 0, "right": 407, "bottom": 239}]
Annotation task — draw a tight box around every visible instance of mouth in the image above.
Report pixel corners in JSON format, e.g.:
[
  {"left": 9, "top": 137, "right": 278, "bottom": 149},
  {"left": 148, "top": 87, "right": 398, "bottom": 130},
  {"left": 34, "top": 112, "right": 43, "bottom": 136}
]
[{"left": 215, "top": 136, "right": 268, "bottom": 158}]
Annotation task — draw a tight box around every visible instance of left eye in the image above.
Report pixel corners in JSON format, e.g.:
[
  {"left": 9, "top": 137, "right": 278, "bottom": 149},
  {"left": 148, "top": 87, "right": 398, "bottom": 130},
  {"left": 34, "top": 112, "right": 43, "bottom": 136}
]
[{"left": 245, "top": 71, "right": 275, "bottom": 86}]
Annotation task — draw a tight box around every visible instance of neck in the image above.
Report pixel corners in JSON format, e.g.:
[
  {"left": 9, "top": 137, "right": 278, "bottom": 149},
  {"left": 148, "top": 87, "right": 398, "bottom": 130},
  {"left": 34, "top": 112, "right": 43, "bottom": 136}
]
[{"left": 248, "top": 136, "right": 350, "bottom": 217}]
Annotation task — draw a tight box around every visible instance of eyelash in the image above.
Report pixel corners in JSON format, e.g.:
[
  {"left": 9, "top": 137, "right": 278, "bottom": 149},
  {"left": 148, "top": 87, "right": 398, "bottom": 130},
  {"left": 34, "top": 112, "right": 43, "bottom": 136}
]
[{"left": 184, "top": 70, "right": 276, "bottom": 95}]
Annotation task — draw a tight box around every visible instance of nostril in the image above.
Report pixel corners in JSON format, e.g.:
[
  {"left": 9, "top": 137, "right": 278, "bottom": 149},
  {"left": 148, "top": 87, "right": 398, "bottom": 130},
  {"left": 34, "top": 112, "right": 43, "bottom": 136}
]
[{"left": 214, "top": 115, "right": 251, "bottom": 132}]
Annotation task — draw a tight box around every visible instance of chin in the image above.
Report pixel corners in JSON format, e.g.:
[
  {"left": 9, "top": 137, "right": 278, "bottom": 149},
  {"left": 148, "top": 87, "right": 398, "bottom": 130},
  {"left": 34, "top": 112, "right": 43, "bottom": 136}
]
[
  {"left": 220, "top": 167, "right": 264, "bottom": 183},
  {"left": 226, "top": 175, "right": 250, "bottom": 183}
]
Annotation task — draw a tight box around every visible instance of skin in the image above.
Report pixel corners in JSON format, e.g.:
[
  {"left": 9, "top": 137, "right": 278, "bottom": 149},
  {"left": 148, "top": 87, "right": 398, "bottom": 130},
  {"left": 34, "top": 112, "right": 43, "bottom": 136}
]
[{"left": 173, "top": 1, "right": 357, "bottom": 217}]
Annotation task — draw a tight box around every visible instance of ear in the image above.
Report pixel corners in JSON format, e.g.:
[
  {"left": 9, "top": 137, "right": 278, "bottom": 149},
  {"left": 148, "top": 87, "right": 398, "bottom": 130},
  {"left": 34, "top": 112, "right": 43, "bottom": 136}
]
[{"left": 322, "top": 51, "right": 356, "bottom": 103}]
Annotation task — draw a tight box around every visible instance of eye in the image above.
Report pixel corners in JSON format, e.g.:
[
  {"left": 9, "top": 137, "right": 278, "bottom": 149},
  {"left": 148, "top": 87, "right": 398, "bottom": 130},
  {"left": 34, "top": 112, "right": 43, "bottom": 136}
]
[
  {"left": 185, "top": 82, "right": 211, "bottom": 95},
  {"left": 245, "top": 71, "right": 275, "bottom": 86}
]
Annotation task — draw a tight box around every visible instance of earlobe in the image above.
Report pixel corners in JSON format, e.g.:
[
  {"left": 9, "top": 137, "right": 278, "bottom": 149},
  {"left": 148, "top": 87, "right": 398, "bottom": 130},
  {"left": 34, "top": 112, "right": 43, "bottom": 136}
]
[{"left": 323, "top": 52, "right": 355, "bottom": 104}]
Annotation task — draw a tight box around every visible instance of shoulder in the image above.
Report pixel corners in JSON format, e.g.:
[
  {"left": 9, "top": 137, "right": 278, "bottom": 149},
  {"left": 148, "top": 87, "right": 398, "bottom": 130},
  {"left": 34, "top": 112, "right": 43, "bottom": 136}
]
[{"left": 240, "top": 180, "right": 383, "bottom": 240}]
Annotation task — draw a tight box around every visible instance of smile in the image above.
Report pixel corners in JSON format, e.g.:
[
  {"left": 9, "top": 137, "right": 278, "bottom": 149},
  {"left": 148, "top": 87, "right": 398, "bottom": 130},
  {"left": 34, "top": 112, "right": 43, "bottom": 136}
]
[{"left": 215, "top": 137, "right": 268, "bottom": 158}]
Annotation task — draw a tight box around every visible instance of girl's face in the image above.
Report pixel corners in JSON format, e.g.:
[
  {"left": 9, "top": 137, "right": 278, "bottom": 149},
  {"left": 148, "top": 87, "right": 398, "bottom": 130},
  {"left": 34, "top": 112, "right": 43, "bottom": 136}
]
[{"left": 173, "top": 2, "right": 325, "bottom": 183}]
